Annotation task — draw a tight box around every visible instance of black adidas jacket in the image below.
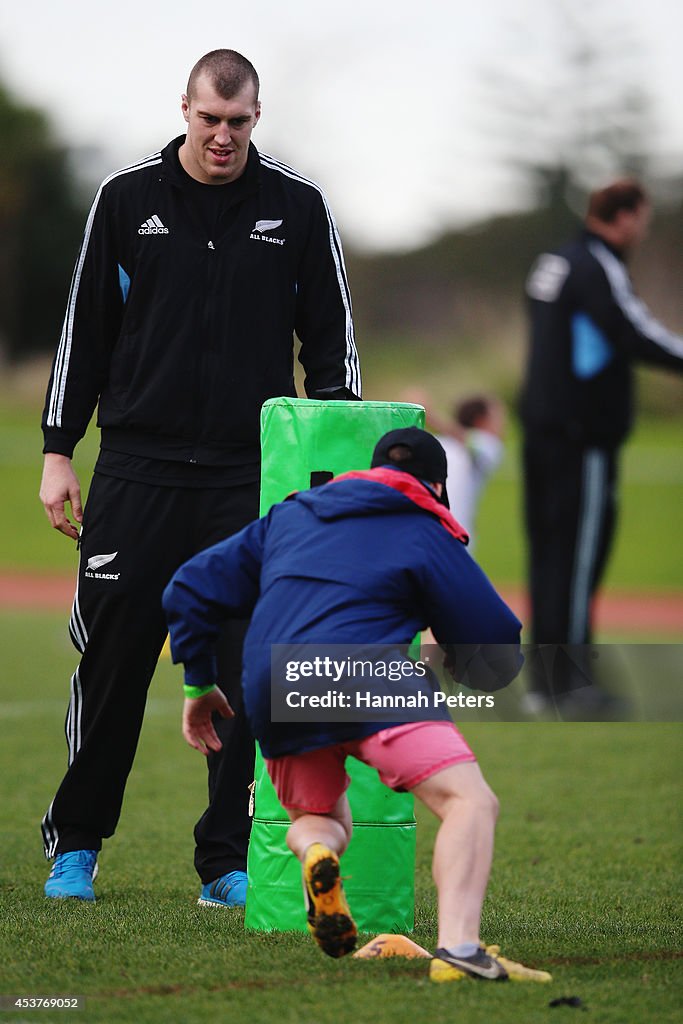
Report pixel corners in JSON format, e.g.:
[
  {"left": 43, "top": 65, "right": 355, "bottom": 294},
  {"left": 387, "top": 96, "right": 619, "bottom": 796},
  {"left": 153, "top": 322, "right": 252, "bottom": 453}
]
[
  {"left": 521, "top": 229, "right": 683, "bottom": 445},
  {"left": 42, "top": 138, "right": 361, "bottom": 465}
]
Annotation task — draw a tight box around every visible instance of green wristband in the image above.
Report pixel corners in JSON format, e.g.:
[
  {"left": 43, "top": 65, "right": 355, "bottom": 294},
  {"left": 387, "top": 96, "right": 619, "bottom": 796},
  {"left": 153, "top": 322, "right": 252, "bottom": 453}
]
[{"left": 183, "top": 684, "right": 217, "bottom": 699}]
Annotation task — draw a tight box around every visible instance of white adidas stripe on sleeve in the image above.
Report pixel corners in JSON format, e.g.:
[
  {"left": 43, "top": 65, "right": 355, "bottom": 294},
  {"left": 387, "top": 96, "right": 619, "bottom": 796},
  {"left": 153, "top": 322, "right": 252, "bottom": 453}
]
[
  {"left": 46, "top": 153, "right": 163, "bottom": 429},
  {"left": 589, "top": 240, "right": 683, "bottom": 359},
  {"left": 259, "top": 154, "right": 362, "bottom": 398}
]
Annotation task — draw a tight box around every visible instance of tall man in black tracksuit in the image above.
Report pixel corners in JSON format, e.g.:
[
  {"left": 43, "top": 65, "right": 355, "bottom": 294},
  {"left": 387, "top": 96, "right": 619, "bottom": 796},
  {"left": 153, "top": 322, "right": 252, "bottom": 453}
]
[
  {"left": 521, "top": 179, "right": 683, "bottom": 711},
  {"left": 39, "top": 49, "right": 361, "bottom": 903}
]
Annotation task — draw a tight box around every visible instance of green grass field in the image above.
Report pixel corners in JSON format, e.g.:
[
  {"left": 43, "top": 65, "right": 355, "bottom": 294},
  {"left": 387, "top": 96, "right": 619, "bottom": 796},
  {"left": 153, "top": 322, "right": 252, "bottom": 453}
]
[
  {"left": 1, "top": 383, "right": 682, "bottom": 590},
  {"left": 474, "top": 418, "right": 683, "bottom": 591},
  {"left": 1, "top": 613, "right": 681, "bottom": 1023},
  {"left": 0, "top": 378, "right": 681, "bottom": 1021}
]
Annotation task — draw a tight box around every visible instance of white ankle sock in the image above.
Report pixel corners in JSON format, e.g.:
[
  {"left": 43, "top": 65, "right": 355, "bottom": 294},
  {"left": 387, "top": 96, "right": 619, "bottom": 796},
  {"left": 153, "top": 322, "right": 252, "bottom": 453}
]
[{"left": 446, "top": 942, "right": 480, "bottom": 958}]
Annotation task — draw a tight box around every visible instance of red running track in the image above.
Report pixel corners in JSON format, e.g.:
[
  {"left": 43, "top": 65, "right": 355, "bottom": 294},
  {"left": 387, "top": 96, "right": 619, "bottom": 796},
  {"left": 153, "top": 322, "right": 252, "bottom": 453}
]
[{"left": 0, "top": 573, "right": 681, "bottom": 633}]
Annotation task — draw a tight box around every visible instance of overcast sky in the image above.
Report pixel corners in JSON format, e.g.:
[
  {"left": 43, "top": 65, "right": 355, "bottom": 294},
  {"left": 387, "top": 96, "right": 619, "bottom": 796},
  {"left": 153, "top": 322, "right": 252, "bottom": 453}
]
[{"left": 2, "top": 0, "right": 682, "bottom": 250}]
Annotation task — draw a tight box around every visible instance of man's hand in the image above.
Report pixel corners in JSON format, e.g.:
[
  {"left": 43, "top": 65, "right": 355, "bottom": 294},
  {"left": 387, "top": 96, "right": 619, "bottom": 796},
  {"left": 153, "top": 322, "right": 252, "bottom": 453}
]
[
  {"left": 39, "top": 453, "right": 83, "bottom": 541},
  {"left": 182, "top": 688, "right": 235, "bottom": 755}
]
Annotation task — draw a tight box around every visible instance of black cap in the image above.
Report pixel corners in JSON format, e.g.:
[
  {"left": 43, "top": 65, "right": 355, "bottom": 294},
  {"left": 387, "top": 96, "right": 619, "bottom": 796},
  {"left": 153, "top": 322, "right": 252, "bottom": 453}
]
[{"left": 371, "top": 427, "right": 449, "bottom": 506}]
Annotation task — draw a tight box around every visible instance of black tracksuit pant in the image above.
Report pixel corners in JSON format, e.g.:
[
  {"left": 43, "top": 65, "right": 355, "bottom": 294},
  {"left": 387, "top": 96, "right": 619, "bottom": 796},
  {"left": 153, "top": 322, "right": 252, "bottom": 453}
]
[
  {"left": 523, "top": 433, "right": 618, "bottom": 695},
  {"left": 41, "top": 472, "right": 259, "bottom": 883}
]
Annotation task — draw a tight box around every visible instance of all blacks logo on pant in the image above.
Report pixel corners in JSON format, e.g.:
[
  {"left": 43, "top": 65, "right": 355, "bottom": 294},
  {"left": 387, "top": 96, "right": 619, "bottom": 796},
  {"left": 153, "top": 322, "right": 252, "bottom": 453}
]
[{"left": 85, "top": 552, "right": 121, "bottom": 581}]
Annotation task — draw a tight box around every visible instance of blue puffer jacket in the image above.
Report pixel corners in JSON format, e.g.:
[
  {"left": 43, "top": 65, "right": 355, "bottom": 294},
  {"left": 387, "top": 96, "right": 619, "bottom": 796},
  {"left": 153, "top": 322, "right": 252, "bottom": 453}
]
[{"left": 163, "top": 469, "right": 522, "bottom": 757}]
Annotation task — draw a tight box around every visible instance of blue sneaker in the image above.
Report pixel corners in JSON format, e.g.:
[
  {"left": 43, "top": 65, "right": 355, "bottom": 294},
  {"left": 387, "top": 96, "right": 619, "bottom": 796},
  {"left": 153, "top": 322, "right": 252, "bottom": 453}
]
[
  {"left": 198, "top": 870, "right": 247, "bottom": 907},
  {"left": 45, "top": 850, "right": 98, "bottom": 901}
]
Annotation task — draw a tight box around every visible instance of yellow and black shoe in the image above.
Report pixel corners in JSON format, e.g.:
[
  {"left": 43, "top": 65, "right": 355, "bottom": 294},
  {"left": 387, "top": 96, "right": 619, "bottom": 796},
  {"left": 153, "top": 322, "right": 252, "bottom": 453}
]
[
  {"left": 430, "top": 946, "right": 508, "bottom": 983},
  {"left": 484, "top": 944, "right": 552, "bottom": 982},
  {"left": 303, "top": 843, "right": 357, "bottom": 958}
]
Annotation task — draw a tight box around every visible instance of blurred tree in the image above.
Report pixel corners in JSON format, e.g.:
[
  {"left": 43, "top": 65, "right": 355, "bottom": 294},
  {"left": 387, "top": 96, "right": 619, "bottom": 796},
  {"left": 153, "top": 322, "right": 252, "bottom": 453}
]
[
  {"left": 0, "top": 80, "right": 86, "bottom": 362},
  {"left": 475, "top": 0, "right": 658, "bottom": 217}
]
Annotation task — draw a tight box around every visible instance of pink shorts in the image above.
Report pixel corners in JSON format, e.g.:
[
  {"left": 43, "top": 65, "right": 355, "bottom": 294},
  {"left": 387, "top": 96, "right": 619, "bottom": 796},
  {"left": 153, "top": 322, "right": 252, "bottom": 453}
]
[{"left": 265, "top": 721, "right": 476, "bottom": 814}]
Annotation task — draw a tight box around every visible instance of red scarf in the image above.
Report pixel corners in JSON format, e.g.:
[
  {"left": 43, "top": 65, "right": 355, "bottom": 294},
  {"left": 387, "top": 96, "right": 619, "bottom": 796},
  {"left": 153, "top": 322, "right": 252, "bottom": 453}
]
[{"left": 332, "top": 467, "right": 469, "bottom": 544}]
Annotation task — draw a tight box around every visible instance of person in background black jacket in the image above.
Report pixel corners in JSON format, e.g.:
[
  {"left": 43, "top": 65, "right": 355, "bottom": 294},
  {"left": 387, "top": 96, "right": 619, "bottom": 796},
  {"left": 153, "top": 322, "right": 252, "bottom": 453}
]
[
  {"left": 40, "top": 49, "right": 361, "bottom": 904},
  {"left": 521, "top": 179, "right": 683, "bottom": 715}
]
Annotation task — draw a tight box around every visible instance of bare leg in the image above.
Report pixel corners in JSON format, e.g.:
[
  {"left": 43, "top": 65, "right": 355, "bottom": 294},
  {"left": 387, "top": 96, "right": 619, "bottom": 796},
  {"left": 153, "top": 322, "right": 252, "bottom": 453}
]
[
  {"left": 285, "top": 793, "right": 353, "bottom": 861},
  {"left": 412, "top": 760, "right": 499, "bottom": 949},
  {"left": 284, "top": 794, "right": 356, "bottom": 959}
]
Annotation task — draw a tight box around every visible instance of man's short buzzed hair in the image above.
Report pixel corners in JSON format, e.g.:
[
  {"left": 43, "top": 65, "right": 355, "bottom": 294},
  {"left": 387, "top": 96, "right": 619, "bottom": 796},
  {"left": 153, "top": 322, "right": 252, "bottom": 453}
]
[
  {"left": 186, "top": 49, "right": 260, "bottom": 101},
  {"left": 587, "top": 179, "right": 648, "bottom": 224}
]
